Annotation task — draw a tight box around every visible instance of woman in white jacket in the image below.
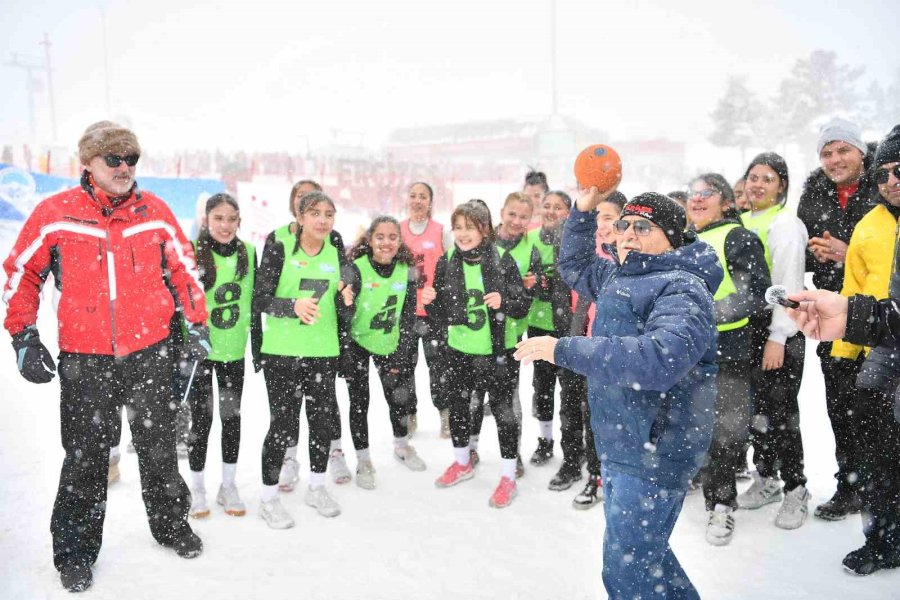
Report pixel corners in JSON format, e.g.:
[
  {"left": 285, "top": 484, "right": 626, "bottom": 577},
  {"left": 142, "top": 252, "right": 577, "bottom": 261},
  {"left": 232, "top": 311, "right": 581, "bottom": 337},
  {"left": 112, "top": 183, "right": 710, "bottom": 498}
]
[{"left": 737, "top": 152, "right": 812, "bottom": 531}]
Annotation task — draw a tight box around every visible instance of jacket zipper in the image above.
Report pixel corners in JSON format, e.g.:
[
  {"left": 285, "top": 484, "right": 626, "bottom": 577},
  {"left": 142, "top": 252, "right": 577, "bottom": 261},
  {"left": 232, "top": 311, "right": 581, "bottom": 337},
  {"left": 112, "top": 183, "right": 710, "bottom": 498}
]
[{"left": 105, "top": 225, "right": 119, "bottom": 356}]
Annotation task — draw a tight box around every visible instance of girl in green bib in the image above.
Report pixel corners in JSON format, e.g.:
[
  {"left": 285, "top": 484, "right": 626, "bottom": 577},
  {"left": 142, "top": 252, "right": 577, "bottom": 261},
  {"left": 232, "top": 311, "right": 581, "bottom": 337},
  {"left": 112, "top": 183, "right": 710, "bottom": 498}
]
[
  {"left": 341, "top": 216, "right": 427, "bottom": 490},
  {"left": 525, "top": 191, "right": 575, "bottom": 467},
  {"left": 425, "top": 200, "right": 530, "bottom": 508},
  {"left": 469, "top": 192, "right": 540, "bottom": 473},
  {"left": 254, "top": 191, "right": 352, "bottom": 528},
  {"left": 187, "top": 194, "right": 260, "bottom": 520}
]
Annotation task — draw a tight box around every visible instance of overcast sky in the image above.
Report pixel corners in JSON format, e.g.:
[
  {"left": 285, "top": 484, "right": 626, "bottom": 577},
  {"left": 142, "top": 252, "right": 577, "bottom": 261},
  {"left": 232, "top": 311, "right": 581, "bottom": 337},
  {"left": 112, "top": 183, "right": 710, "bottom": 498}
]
[{"left": 1, "top": 0, "right": 897, "bottom": 153}]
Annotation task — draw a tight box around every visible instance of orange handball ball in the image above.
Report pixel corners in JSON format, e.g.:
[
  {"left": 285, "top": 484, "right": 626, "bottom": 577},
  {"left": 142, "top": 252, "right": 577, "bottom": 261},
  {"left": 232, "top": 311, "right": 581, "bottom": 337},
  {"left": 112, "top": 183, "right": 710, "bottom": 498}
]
[{"left": 573, "top": 144, "right": 622, "bottom": 192}]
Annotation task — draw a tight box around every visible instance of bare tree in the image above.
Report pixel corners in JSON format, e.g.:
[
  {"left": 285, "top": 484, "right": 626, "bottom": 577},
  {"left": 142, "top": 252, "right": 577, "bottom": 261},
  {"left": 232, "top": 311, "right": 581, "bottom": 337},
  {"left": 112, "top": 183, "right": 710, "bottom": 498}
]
[{"left": 709, "top": 76, "right": 765, "bottom": 165}]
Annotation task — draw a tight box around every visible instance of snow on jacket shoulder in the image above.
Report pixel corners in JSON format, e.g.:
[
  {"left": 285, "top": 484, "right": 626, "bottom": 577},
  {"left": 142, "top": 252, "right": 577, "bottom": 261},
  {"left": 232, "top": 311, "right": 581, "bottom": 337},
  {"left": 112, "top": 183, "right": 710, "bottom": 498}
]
[
  {"left": 3, "top": 179, "right": 207, "bottom": 356},
  {"left": 554, "top": 206, "right": 722, "bottom": 488}
]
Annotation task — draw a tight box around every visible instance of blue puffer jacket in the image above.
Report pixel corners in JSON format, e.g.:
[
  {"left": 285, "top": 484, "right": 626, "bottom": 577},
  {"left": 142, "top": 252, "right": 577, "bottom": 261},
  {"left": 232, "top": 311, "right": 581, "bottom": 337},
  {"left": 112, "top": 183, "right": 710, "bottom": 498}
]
[{"left": 554, "top": 207, "right": 723, "bottom": 489}]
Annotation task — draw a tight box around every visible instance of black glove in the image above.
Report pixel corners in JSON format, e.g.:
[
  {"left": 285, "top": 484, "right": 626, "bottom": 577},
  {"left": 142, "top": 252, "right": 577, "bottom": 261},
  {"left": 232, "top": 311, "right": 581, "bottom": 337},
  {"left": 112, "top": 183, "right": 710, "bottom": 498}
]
[
  {"left": 12, "top": 326, "right": 56, "bottom": 384},
  {"left": 184, "top": 325, "right": 212, "bottom": 362}
]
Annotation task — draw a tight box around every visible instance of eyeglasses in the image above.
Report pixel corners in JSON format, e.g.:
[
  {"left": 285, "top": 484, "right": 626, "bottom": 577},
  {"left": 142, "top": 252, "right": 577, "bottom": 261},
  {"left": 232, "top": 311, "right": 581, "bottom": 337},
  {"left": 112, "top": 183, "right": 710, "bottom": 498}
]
[
  {"left": 690, "top": 189, "right": 719, "bottom": 199},
  {"left": 613, "top": 219, "right": 660, "bottom": 236},
  {"left": 103, "top": 154, "right": 140, "bottom": 168},
  {"left": 874, "top": 165, "right": 900, "bottom": 185}
]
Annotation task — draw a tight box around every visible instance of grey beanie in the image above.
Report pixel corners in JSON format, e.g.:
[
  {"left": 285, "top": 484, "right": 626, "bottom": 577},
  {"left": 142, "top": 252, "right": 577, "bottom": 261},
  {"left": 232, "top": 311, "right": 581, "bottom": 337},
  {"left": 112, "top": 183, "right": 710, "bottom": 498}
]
[{"left": 817, "top": 117, "right": 867, "bottom": 156}]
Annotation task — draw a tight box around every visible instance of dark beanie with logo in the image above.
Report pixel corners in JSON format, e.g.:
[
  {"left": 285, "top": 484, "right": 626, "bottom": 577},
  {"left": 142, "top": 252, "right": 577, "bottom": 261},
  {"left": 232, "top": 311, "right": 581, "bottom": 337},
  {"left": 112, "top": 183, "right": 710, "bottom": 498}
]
[
  {"left": 874, "top": 124, "right": 900, "bottom": 168},
  {"left": 620, "top": 192, "right": 687, "bottom": 249}
]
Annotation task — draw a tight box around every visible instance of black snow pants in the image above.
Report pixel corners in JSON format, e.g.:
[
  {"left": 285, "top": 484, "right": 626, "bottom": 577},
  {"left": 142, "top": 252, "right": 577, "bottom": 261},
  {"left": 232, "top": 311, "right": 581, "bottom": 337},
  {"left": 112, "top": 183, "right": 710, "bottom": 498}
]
[
  {"left": 855, "top": 388, "right": 900, "bottom": 553},
  {"left": 52, "top": 339, "right": 193, "bottom": 571}
]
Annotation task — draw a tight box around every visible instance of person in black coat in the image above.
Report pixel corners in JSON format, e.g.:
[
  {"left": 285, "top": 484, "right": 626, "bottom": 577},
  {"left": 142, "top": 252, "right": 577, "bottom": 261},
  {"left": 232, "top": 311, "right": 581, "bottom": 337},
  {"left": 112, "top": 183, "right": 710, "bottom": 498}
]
[{"left": 796, "top": 117, "right": 878, "bottom": 520}]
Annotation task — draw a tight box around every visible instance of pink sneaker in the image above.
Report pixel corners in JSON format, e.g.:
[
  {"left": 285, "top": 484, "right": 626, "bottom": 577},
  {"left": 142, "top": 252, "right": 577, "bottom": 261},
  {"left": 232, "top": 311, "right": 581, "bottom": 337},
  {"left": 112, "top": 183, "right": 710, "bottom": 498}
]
[
  {"left": 489, "top": 476, "right": 518, "bottom": 508},
  {"left": 434, "top": 461, "right": 474, "bottom": 488}
]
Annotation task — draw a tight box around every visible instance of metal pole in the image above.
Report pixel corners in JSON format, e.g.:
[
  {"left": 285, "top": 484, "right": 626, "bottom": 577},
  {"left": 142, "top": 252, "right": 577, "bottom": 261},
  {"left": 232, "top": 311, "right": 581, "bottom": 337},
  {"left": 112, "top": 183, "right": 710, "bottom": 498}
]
[
  {"left": 550, "top": 0, "right": 558, "bottom": 116},
  {"left": 5, "top": 53, "right": 43, "bottom": 140},
  {"left": 39, "top": 33, "right": 58, "bottom": 142}
]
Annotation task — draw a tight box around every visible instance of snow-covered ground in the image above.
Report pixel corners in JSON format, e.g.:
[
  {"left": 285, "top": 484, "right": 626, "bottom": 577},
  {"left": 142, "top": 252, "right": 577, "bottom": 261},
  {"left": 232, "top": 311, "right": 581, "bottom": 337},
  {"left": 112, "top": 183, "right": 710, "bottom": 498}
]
[{"left": 1, "top": 224, "right": 898, "bottom": 599}]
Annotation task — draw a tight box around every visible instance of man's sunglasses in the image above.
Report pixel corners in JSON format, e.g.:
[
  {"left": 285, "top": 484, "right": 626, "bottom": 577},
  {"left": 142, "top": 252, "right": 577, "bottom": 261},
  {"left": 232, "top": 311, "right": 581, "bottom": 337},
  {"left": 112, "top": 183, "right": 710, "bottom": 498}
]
[
  {"left": 103, "top": 154, "right": 140, "bottom": 168},
  {"left": 613, "top": 219, "right": 660, "bottom": 236},
  {"left": 874, "top": 165, "right": 900, "bottom": 186}
]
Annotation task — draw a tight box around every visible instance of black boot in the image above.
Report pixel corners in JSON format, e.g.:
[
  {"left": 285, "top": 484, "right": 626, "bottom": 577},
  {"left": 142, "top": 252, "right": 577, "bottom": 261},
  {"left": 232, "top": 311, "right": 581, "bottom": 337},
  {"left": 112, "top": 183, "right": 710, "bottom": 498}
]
[
  {"left": 162, "top": 530, "right": 204, "bottom": 559},
  {"left": 60, "top": 562, "right": 92, "bottom": 593},
  {"left": 529, "top": 437, "right": 554, "bottom": 466},
  {"left": 572, "top": 476, "right": 603, "bottom": 510},
  {"left": 548, "top": 458, "right": 583, "bottom": 491},
  {"left": 843, "top": 540, "right": 881, "bottom": 575},
  {"left": 814, "top": 490, "right": 862, "bottom": 521}
]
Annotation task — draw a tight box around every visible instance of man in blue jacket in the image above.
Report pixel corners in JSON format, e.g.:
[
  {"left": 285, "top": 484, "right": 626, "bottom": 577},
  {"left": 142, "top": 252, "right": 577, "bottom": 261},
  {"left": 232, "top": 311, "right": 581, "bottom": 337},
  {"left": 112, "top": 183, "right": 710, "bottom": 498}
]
[{"left": 516, "top": 189, "right": 722, "bottom": 599}]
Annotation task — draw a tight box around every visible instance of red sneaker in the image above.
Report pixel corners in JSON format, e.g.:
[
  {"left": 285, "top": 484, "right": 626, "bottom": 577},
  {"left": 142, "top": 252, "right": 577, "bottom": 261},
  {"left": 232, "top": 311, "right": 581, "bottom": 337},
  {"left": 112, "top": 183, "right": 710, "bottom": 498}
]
[
  {"left": 489, "top": 476, "right": 518, "bottom": 508},
  {"left": 435, "top": 461, "right": 474, "bottom": 488}
]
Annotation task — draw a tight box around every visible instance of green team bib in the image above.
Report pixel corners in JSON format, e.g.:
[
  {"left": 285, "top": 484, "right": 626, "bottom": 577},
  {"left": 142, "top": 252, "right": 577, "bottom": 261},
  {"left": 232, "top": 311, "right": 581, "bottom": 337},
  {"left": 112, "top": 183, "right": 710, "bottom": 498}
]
[
  {"left": 697, "top": 224, "right": 748, "bottom": 332},
  {"left": 200, "top": 241, "right": 256, "bottom": 362},
  {"left": 741, "top": 205, "right": 784, "bottom": 273},
  {"left": 350, "top": 256, "right": 409, "bottom": 356},
  {"left": 261, "top": 228, "right": 341, "bottom": 357},
  {"left": 500, "top": 239, "right": 532, "bottom": 349},
  {"left": 526, "top": 229, "right": 556, "bottom": 331},
  {"left": 447, "top": 252, "right": 493, "bottom": 356}
]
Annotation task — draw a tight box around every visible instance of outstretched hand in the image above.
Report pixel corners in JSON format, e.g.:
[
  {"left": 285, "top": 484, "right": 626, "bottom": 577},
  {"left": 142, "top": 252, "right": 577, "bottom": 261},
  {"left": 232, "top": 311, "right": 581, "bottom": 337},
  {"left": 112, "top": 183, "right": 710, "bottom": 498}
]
[
  {"left": 513, "top": 336, "right": 558, "bottom": 365},
  {"left": 785, "top": 289, "right": 849, "bottom": 341}
]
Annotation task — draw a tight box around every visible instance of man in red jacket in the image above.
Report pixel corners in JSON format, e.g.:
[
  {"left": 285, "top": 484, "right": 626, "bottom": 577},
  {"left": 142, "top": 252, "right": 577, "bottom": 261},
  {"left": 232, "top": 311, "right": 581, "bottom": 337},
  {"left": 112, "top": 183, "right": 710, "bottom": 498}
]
[{"left": 3, "top": 121, "right": 211, "bottom": 592}]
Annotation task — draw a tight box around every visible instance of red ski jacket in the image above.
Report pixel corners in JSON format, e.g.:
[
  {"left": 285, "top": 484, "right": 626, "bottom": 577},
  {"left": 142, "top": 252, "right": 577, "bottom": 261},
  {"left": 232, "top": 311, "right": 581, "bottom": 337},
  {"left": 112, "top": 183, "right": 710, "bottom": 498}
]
[{"left": 3, "top": 174, "right": 208, "bottom": 356}]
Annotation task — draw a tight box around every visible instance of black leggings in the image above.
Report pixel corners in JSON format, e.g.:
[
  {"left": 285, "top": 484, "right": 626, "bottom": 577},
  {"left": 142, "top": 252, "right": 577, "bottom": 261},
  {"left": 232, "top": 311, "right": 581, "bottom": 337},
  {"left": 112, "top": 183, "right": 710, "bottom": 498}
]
[
  {"left": 532, "top": 360, "right": 561, "bottom": 422},
  {"left": 343, "top": 341, "right": 413, "bottom": 450},
  {"left": 749, "top": 321, "right": 807, "bottom": 491},
  {"left": 187, "top": 358, "right": 244, "bottom": 472},
  {"left": 408, "top": 316, "right": 448, "bottom": 413},
  {"left": 261, "top": 355, "right": 338, "bottom": 484},
  {"left": 446, "top": 348, "right": 518, "bottom": 459}
]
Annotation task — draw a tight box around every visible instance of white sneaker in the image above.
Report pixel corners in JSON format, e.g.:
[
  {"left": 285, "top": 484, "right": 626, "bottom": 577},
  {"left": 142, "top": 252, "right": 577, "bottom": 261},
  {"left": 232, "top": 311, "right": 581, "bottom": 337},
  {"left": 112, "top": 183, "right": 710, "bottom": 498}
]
[
  {"left": 259, "top": 497, "right": 295, "bottom": 529},
  {"left": 329, "top": 450, "right": 352, "bottom": 484},
  {"left": 189, "top": 489, "right": 210, "bottom": 519},
  {"left": 775, "top": 485, "right": 810, "bottom": 530},
  {"left": 356, "top": 460, "right": 376, "bottom": 490},
  {"left": 706, "top": 504, "right": 735, "bottom": 546},
  {"left": 439, "top": 409, "right": 451, "bottom": 439},
  {"left": 216, "top": 483, "right": 246, "bottom": 516},
  {"left": 305, "top": 486, "right": 341, "bottom": 518},
  {"left": 737, "top": 472, "right": 783, "bottom": 509},
  {"left": 278, "top": 458, "right": 300, "bottom": 492},
  {"left": 394, "top": 445, "right": 427, "bottom": 472}
]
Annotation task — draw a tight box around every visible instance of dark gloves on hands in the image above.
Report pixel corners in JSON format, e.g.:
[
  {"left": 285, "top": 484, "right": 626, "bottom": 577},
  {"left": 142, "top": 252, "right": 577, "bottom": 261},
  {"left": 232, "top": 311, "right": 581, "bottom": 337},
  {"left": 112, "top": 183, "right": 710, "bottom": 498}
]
[
  {"left": 184, "top": 325, "right": 212, "bottom": 362},
  {"left": 12, "top": 326, "right": 56, "bottom": 384}
]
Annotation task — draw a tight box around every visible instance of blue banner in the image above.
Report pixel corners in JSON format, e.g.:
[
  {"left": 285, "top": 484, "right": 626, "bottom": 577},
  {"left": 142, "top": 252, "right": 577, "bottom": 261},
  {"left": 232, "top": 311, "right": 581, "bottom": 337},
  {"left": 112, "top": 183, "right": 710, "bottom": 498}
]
[{"left": 0, "top": 163, "right": 224, "bottom": 221}]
